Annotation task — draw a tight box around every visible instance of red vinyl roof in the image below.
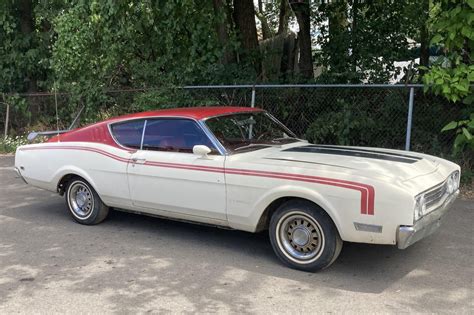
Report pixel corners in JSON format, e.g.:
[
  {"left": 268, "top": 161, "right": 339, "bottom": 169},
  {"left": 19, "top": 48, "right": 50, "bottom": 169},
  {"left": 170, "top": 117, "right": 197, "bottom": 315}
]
[
  {"left": 108, "top": 106, "right": 263, "bottom": 122},
  {"left": 48, "top": 106, "right": 263, "bottom": 146}
]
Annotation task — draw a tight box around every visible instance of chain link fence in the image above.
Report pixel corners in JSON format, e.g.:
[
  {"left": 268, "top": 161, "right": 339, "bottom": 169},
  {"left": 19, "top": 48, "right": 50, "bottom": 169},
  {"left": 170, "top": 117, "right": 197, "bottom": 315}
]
[
  {"left": 183, "top": 85, "right": 460, "bottom": 157},
  {"left": 0, "top": 85, "right": 463, "bottom": 158}
]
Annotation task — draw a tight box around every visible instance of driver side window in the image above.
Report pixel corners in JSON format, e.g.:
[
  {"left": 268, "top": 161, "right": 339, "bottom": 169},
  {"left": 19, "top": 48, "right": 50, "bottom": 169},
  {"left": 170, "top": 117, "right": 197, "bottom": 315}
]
[{"left": 142, "top": 118, "right": 216, "bottom": 153}]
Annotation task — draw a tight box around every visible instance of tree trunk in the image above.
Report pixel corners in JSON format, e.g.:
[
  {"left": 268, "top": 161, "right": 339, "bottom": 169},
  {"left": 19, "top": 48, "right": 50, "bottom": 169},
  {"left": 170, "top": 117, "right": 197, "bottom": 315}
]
[
  {"left": 290, "top": 0, "right": 313, "bottom": 80},
  {"left": 419, "top": 26, "right": 429, "bottom": 69},
  {"left": 212, "top": 0, "right": 236, "bottom": 64},
  {"left": 327, "top": 0, "right": 348, "bottom": 80},
  {"left": 233, "top": 0, "right": 261, "bottom": 75},
  {"left": 350, "top": 0, "right": 360, "bottom": 76},
  {"left": 18, "top": 0, "right": 39, "bottom": 117},
  {"left": 256, "top": 0, "right": 272, "bottom": 40},
  {"left": 277, "top": 0, "right": 290, "bottom": 35},
  {"left": 419, "top": 0, "right": 430, "bottom": 76}
]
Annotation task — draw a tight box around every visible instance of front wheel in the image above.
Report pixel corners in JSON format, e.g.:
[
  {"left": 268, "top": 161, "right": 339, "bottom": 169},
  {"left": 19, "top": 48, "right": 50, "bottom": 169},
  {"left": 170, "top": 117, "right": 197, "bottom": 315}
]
[
  {"left": 269, "top": 200, "right": 342, "bottom": 272},
  {"left": 65, "top": 177, "right": 109, "bottom": 225}
]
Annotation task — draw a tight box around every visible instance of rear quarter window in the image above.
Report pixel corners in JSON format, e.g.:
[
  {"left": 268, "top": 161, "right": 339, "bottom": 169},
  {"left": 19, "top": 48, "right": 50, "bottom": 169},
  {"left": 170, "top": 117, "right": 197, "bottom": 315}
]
[{"left": 110, "top": 120, "right": 145, "bottom": 149}]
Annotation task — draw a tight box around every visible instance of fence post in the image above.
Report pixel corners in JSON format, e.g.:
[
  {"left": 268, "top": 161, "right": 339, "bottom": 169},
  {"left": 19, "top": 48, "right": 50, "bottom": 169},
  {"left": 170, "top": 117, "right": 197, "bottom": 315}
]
[
  {"left": 405, "top": 87, "right": 415, "bottom": 151},
  {"left": 2, "top": 93, "right": 9, "bottom": 139},
  {"left": 4, "top": 103, "right": 9, "bottom": 139},
  {"left": 248, "top": 87, "right": 257, "bottom": 139},
  {"left": 250, "top": 86, "right": 256, "bottom": 108}
]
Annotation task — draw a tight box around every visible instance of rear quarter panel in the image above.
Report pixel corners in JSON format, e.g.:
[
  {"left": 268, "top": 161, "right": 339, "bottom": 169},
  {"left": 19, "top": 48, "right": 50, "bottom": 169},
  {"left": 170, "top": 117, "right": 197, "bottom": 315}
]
[{"left": 15, "top": 142, "right": 133, "bottom": 208}]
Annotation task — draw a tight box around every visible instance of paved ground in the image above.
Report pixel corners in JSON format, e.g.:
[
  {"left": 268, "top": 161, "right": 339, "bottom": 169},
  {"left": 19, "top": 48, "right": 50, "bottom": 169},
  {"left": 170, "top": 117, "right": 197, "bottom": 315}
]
[{"left": 0, "top": 155, "right": 472, "bottom": 314}]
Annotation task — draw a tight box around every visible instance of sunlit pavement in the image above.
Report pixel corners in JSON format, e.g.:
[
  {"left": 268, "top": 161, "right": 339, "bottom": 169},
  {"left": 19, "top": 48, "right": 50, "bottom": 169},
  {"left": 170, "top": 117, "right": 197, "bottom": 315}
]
[{"left": 0, "top": 155, "right": 472, "bottom": 313}]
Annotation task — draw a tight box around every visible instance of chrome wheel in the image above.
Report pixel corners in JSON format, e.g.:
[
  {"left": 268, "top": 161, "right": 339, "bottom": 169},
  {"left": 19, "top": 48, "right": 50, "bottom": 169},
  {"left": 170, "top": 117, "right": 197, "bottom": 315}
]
[
  {"left": 275, "top": 211, "right": 325, "bottom": 264},
  {"left": 68, "top": 181, "right": 94, "bottom": 219}
]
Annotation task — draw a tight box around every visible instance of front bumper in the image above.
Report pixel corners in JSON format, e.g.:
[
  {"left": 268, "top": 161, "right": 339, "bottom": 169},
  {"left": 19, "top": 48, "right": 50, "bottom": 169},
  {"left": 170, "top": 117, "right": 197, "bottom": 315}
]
[{"left": 397, "top": 189, "right": 459, "bottom": 249}]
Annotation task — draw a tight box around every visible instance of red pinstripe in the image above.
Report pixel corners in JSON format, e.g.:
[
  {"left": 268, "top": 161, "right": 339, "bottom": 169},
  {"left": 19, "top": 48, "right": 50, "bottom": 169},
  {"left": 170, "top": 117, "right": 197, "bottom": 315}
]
[{"left": 20, "top": 145, "right": 375, "bottom": 215}]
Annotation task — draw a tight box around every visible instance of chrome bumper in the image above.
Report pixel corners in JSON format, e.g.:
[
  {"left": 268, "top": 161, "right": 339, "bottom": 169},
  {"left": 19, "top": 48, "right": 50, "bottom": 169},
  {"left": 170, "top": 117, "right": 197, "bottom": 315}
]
[
  {"left": 14, "top": 167, "right": 28, "bottom": 184},
  {"left": 397, "top": 190, "right": 459, "bottom": 249}
]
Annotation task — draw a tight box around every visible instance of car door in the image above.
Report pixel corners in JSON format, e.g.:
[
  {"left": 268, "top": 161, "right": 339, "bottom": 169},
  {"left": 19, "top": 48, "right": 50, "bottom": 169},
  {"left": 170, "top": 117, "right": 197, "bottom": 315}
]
[
  {"left": 126, "top": 118, "right": 227, "bottom": 221},
  {"left": 104, "top": 119, "right": 145, "bottom": 208}
]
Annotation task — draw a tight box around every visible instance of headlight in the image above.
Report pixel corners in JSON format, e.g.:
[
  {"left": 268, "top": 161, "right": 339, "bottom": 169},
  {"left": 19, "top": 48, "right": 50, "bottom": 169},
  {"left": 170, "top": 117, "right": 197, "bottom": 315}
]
[
  {"left": 414, "top": 194, "right": 426, "bottom": 221},
  {"left": 446, "top": 176, "right": 455, "bottom": 194},
  {"left": 447, "top": 171, "right": 460, "bottom": 194},
  {"left": 451, "top": 171, "right": 460, "bottom": 191}
]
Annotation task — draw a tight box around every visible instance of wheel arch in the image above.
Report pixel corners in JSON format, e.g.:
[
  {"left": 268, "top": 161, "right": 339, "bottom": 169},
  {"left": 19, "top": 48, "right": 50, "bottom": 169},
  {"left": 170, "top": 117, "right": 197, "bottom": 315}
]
[
  {"left": 57, "top": 174, "right": 78, "bottom": 195},
  {"left": 53, "top": 166, "right": 99, "bottom": 196},
  {"left": 252, "top": 186, "right": 345, "bottom": 239}
]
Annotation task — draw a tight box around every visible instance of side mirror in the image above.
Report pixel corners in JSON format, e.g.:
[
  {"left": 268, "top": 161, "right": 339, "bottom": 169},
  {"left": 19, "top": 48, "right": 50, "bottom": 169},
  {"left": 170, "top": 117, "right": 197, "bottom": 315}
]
[{"left": 193, "top": 145, "right": 212, "bottom": 158}]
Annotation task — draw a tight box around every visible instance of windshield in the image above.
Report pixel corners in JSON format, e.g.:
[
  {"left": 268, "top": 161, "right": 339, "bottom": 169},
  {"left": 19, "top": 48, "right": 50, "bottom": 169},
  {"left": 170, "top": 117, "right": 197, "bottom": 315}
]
[{"left": 205, "top": 112, "right": 300, "bottom": 152}]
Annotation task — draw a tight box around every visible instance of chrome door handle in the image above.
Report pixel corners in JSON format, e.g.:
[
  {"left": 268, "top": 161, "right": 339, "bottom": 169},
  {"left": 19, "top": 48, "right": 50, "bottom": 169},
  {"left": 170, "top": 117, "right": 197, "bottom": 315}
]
[{"left": 131, "top": 158, "right": 146, "bottom": 164}]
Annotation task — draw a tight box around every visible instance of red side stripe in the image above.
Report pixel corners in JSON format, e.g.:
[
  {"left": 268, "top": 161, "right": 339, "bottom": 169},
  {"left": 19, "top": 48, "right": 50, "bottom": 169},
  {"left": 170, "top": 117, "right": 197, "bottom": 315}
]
[
  {"left": 145, "top": 160, "right": 225, "bottom": 174},
  {"left": 20, "top": 145, "right": 375, "bottom": 215},
  {"left": 224, "top": 169, "right": 372, "bottom": 215}
]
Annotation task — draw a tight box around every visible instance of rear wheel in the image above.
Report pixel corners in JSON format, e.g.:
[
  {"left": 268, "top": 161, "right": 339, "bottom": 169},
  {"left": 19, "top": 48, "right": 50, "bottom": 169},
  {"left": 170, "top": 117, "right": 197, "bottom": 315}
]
[
  {"left": 269, "top": 200, "right": 342, "bottom": 272},
  {"left": 65, "top": 178, "right": 109, "bottom": 225}
]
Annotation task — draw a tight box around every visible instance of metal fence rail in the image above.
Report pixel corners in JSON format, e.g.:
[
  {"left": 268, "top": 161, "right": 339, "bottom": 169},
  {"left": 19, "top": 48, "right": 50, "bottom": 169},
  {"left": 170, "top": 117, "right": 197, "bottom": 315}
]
[{"left": 1, "top": 84, "right": 461, "bottom": 157}]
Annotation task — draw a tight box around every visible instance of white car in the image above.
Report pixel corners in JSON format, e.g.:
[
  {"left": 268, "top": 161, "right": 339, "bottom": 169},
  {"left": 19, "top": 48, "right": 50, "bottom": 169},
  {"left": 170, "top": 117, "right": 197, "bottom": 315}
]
[{"left": 15, "top": 106, "right": 460, "bottom": 271}]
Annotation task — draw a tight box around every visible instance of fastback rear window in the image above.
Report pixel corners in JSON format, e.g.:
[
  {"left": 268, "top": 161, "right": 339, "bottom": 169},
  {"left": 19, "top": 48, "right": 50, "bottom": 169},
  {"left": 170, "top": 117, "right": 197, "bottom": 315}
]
[{"left": 110, "top": 120, "right": 145, "bottom": 149}]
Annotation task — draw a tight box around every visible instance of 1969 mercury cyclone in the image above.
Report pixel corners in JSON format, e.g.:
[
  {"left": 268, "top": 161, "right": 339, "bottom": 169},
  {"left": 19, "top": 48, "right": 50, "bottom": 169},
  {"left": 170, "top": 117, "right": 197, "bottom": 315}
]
[{"left": 15, "top": 106, "right": 460, "bottom": 271}]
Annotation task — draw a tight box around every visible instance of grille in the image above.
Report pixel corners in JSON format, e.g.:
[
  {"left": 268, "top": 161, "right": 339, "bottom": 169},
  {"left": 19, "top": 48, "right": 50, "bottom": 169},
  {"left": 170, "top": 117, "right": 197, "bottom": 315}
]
[{"left": 424, "top": 181, "right": 448, "bottom": 213}]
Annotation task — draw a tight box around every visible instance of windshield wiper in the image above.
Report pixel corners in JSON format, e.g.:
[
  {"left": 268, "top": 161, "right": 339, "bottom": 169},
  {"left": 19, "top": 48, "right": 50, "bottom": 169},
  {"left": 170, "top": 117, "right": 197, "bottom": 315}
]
[{"left": 233, "top": 143, "right": 281, "bottom": 152}]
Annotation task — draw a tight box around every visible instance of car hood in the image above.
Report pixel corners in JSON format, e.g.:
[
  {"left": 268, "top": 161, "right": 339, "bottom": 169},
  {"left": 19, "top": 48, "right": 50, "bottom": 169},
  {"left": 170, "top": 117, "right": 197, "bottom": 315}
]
[{"left": 258, "top": 144, "right": 439, "bottom": 181}]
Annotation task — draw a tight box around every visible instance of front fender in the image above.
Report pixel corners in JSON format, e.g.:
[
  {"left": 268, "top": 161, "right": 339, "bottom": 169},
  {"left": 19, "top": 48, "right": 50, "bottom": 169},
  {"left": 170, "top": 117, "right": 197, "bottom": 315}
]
[{"left": 228, "top": 184, "right": 347, "bottom": 239}]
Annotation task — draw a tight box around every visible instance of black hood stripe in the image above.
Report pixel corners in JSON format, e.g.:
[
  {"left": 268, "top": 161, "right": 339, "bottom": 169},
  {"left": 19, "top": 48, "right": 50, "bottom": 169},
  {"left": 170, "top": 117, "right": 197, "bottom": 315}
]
[
  {"left": 264, "top": 157, "right": 355, "bottom": 169},
  {"left": 307, "top": 144, "right": 422, "bottom": 160},
  {"left": 283, "top": 145, "right": 419, "bottom": 164}
]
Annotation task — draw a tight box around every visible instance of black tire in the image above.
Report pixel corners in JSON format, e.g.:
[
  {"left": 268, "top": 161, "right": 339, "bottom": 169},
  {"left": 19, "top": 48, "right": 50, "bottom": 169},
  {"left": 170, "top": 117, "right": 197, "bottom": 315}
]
[
  {"left": 269, "top": 200, "right": 342, "bottom": 272},
  {"left": 65, "top": 177, "right": 109, "bottom": 225}
]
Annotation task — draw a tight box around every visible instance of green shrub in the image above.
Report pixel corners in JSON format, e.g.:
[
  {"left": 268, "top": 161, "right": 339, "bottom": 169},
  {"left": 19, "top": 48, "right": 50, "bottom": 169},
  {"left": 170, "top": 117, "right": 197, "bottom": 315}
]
[{"left": 0, "top": 135, "right": 28, "bottom": 153}]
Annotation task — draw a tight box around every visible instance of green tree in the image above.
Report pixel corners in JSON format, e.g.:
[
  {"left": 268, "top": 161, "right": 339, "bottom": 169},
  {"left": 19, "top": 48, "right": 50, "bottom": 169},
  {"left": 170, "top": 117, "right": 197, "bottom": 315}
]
[
  {"left": 422, "top": 0, "right": 474, "bottom": 154},
  {"left": 233, "top": 0, "right": 261, "bottom": 75},
  {"left": 314, "top": 0, "right": 426, "bottom": 83},
  {"left": 0, "top": 0, "right": 56, "bottom": 115},
  {"left": 51, "top": 1, "right": 227, "bottom": 112},
  {"left": 290, "top": 0, "right": 313, "bottom": 80}
]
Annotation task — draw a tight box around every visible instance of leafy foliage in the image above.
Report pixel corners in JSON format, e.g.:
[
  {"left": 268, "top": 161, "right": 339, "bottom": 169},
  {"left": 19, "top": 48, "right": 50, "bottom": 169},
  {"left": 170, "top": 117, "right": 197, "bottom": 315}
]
[
  {"left": 441, "top": 114, "right": 474, "bottom": 154},
  {"left": 422, "top": 0, "right": 474, "bottom": 159},
  {"left": 51, "top": 0, "right": 229, "bottom": 116},
  {"left": 305, "top": 100, "right": 377, "bottom": 145},
  {"left": 314, "top": 0, "right": 424, "bottom": 83},
  {"left": 0, "top": 0, "right": 52, "bottom": 93},
  {"left": 424, "top": 63, "right": 474, "bottom": 102},
  {"left": 131, "top": 88, "right": 217, "bottom": 112},
  {"left": 0, "top": 135, "right": 28, "bottom": 153},
  {"left": 0, "top": 0, "right": 472, "bottom": 178}
]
